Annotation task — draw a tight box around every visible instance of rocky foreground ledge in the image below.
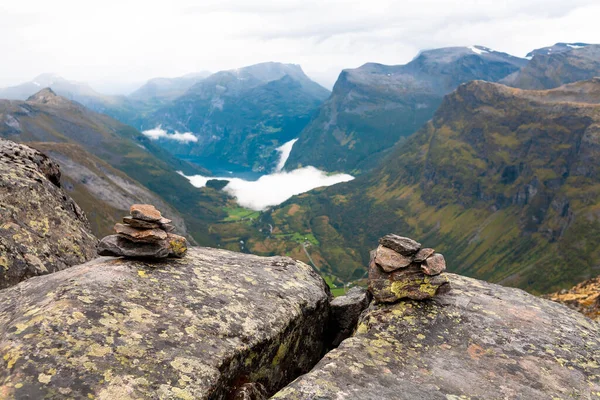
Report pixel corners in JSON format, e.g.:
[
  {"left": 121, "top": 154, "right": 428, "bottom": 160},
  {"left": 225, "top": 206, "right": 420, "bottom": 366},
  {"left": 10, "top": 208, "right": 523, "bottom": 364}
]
[
  {"left": 0, "top": 247, "right": 331, "bottom": 399},
  {"left": 273, "top": 274, "right": 600, "bottom": 399}
]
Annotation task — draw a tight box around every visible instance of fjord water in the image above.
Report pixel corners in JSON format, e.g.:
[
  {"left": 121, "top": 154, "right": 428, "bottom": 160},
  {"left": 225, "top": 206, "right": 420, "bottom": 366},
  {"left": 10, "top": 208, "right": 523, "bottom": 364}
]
[{"left": 180, "top": 138, "right": 354, "bottom": 210}]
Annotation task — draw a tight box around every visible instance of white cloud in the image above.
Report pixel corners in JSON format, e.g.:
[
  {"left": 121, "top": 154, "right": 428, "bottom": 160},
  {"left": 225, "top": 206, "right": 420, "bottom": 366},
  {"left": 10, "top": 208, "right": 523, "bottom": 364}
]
[
  {"left": 142, "top": 127, "right": 198, "bottom": 143},
  {"left": 0, "top": 0, "right": 599, "bottom": 90},
  {"left": 181, "top": 166, "right": 354, "bottom": 210}
]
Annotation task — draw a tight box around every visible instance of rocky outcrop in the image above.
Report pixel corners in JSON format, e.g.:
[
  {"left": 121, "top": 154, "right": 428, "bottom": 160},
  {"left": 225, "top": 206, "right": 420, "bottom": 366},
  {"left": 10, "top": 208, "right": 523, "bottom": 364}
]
[
  {"left": 273, "top": 274, "right": 600, "bottom": 399},
  {"left": 369, "top": 235, "right": 449, "bottom": 303},
  {"left": 97, "top": 204, "right": 188, "bottom": 259},
  {"left": 546, "top": 276, "right": 600, "bottom": 321},
  {"left": 0, "top": 247, "right": 331, "bottom": 399},
  {"left": 0, "top": 139, "right": 97, "bottom": 289},
  {"left": 328, "top": 287, "right": 371, "bottom": 347}
]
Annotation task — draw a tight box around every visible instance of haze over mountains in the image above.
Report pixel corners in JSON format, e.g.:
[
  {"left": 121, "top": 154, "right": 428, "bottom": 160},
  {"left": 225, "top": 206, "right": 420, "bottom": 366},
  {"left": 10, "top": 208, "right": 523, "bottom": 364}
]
[{"left": 2, "top": 42, "right": 600, "bottom": 294}]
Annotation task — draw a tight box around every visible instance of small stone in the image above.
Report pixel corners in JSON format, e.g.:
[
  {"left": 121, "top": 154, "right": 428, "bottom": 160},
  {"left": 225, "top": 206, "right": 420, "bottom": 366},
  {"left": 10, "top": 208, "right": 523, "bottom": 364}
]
[
  {"left": 167, "top": 233, "right": 188, "bottom": 258},
  {"left": 114, "top": 223, "right": 167, "bottom": 243},
  {"left": 374, "top": 245, "right": 413, "bottom": 272},
  {"left": 97, "top": 235, "right": 170, "bottom": 258},
  {"left": 414, "top": 248, "right": 435, "bottom": 263},
  {"left": 233, "top": 382, "right": 267, "bottom": 400},
  {"left": 130, "top": 204, "right": 162, "bottom": 222},
  {"left": 123, "top": 216, "right": 160, "bottom": 229},
  {"left": 159, "top": 217, "right": 172, "bottom": 225},
  {"left": 378, "top": 234, "right": 421, "bottom": 256},
  {"left": 421, "top": 253, "right": 447, "bottom": 276}
]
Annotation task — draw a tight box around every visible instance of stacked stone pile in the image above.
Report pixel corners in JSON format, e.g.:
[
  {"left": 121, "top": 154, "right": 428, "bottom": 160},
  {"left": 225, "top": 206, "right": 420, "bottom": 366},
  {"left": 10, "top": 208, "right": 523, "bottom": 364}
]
[
  {"left": 368, "top": 234, "right": 449, "bottom": 303},
  {"left": 98, "top": 204, "right": 188, "bottom": 259}
]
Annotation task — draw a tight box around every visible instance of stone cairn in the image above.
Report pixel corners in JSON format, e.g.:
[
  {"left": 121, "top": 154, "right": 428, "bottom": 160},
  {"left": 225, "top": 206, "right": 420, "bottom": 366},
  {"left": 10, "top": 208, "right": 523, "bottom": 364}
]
[
  {"left": 368, "top": 234, "right": 449, "bottom": 303},
  {"left": 97, "top": 204, "right": 188, "bottom": 259}
]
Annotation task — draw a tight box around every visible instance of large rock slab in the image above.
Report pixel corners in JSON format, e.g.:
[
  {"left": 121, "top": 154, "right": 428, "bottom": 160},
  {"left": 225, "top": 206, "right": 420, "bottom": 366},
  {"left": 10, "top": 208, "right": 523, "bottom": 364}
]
[
  {"left": 273, "top": 274, "right": 600, "bottom": 399},
  {"left": 0, "top": 247, "right": 331, "bottom": 399},
  {"left": 0, "top": 139, "right": 97, "bottom": 289}
]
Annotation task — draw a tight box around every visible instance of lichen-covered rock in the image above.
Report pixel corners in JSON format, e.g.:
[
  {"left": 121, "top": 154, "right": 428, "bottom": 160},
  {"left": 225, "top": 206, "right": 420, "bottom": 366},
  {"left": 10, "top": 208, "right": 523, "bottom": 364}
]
[
  {"left": 273, "top": 274, "right": 600, "bottom": 399},
  {"left": 167, "top": 233, "right": 188, "bottom": 258},
  {"left": 368, "top": 253, "right": 449, "bottom": 303},
  {"left": 0, "top": 139, "right": 97, "bottom": 289},
  {"left": 0, "top": 247, "right": 331, "bottom": 399},
  {"left": 378, "top": 234, "right": 420, "bottom": 256},
  {"left": 329, "top": 287, "right": 371, "bottom": 347}
]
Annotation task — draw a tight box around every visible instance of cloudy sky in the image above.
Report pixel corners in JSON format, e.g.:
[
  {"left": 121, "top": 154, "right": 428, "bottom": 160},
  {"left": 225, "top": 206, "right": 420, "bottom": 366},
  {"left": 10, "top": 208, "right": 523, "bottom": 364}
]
[{"left": 1, "top": 0, "right": 599, "bottom": 91}]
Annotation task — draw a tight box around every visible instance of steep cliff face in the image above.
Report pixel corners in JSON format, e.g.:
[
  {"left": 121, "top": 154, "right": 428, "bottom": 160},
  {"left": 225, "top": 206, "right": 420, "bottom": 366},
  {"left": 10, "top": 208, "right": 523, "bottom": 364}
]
[
  {"left": 244, "top": 79, "right": 600, "bottom": 292},
  {"left": 274, "top": 274, "right": 600, "bottom": 399},
  {"left": 286, "top": 46, "right": 526, "bottom": 173},
  {"left": 0, "top": 247, "right": 331, "bottom": 399},
  {"left": 0, "top": 139, "right": 97, "bottom": 289}
]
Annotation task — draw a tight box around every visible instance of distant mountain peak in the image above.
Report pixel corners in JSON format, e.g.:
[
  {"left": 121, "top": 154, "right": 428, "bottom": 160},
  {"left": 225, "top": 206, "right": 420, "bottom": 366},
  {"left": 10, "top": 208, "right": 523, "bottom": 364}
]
[{"left": 26, "top": 88, "right": 71, "bottom": 106}]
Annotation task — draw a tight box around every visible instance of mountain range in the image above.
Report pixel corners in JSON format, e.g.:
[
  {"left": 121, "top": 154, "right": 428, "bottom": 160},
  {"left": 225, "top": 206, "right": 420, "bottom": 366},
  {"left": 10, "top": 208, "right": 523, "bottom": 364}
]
[
  {"left": 1, "top": 42, "right": 600, "bottom": 294},
  {"left": 284, "top": 46, "right": 527, "bottom": 173}
]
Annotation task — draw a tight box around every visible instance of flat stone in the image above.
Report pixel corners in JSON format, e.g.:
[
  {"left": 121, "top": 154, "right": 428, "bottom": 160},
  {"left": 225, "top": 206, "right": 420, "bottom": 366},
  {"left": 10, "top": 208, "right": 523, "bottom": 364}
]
[
  {"left": 414, "top": 247, "right": 435, "bottom": 262},
  {"left": 97, "top": 234, "right": 170, "bottom": 258},
  {"left": 167, "top": 233, "right": 188, "bottom": 258},
  {"left": 114, "top": 223, "right": 168, "bottom": 243},
  {"left": 159, "top": 217, "right": 172, "bottom": 225},
  {"left": 0, "top": 247, "right": 330, "bottom": 399},
  {"left": 272, "top": 274, "right": 600, "bottom": 399},
  {"left": 123, "top": 216, "right": 160, "bottom": 229},
  {"left": 374, "top": 245, "right": 413, "bottom": 272},
  {"left": 421, "top": 253, "right": 447, "bottom": 276},
  {"left": 368, "top": 253, "right": 449, "bottom": 303},
  {"left": 378, "top": 234, "right": 421, "bottom": 256},
  {"left": 130, "top": 204, "right": 162, "bottom": 222}
]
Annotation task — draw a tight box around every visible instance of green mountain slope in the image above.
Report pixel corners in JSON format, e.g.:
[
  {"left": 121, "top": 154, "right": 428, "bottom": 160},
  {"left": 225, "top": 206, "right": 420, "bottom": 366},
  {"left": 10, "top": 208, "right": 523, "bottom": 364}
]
[
  {"left": 145, "top": 62, "right": 330, "bottom": 171},
  {"left": 503, "top": 44, "right": 600, "bottom": 89},
  {"left": 241, "top": 78, "right": 600, "bottom": 294},
  {"left": 0, "top": 88, "right": 229, "bottom": 243},
  {"left": 285, "top": 46, "right": 526, "bottom": 174}
]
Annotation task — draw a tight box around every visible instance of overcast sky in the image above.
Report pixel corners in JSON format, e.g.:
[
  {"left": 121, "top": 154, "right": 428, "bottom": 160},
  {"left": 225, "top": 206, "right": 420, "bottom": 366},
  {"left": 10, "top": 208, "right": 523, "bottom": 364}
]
[{"left": 1, "top": 0, "right": 599, "bottom": 92}]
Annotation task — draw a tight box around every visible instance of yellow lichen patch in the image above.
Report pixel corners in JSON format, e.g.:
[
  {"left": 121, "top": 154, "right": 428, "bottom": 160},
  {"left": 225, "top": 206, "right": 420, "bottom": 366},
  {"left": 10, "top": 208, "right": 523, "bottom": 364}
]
[
  {"left": 138, "top": 270, "right": 147, "bottom": 278},
  {"left": 87, "top": 344, "right": 112, "bottom": 357},
  {"left": 272, "top": 342, "right": 289, "bottom": 366},
  {"left": 3, "top": 347, "right": 22, "bottom": 369},
  {"left": 38, "top": 373, "right": 53, "bottom": 384}
]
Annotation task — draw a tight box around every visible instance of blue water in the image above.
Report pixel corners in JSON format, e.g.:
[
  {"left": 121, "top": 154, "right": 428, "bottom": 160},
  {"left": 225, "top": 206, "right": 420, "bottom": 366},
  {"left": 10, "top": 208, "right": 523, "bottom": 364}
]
[{"left": 178, "top": 155, "right": 264, "bottom": 181}]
